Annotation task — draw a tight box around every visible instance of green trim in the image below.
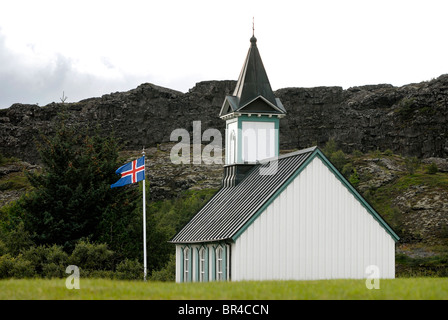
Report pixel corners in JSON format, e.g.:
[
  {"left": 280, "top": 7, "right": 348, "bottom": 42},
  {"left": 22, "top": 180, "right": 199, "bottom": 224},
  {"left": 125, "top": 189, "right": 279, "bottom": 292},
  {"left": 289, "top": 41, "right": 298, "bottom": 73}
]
[
  {"left": 211, "top": 245, "right": 216, "bottom": 281},
  {"left": 222, "top": 245, "right": 227, "bottom": 281},
  {"left": 195, "top": 247, "right": 199, "bottom": 282},
  {"left": 180, "top": 245, "right": 192, "bottom": 282},
  {"left": 180, "top": 246, "right": 184, "bottom": 283},
  {"left": 204, "top": 246, "right": 209, "bottom": 282},
  {"left": 188, "top": 246, "right": 192, "bottom": 282},
  {"left": 231, "top": 148, "right": 400, "bottom": 242},
  {"left": 197, "top": 245, "right": 208, "bottom": 282}
]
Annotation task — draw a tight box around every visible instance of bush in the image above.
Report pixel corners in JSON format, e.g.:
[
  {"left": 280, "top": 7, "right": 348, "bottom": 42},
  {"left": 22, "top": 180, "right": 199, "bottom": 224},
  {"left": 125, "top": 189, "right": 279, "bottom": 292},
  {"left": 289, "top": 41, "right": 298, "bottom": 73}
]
[
  {"left": 404, "top": 156, "right": 420, "bottom": 175},
  {"left": 0, "top": 254, "right": 14, "bottom": 278},
  {"left": 396, "top": 253, "right": 448, "bottom": 277},
  {"left": 341, "top": 163, "right": 354, "bottom": 178},
  {"left": 349, "top": 169, "right": 360, "bottom": 188},
  {"left": 0, "top": 240, "right": 7, "bottom": 256},
  {"left": 321, "top": 139, "right": 348, "bottom": 172},
  {"left": 329, "top": 150, "right": 347, "bottom": 172},
  {"left": 150, "top": 254, "right": 175, "bottom": 282},
  {"left": 42, "top": 263, "right": 64, "bottom": 278},
  {"left": 68, "top": 240, "right": 115, "bottom": 271},
  {"left": 0, "top": 221, "right": 33, "bottom": 256},
  {"left": 21, "top": 244, "right": 68, "bottom": 278},
  {"left": 10, "top": 255, "right": 35, "bottom": 278},
  {"left": 426, "top": 163, "right": 438, "bottom": 175},
  {"left": 0, "top": 254, "right": 35, "bottom": 278},
  {"left": 352, "top": 149, "right": 363, "bottom": 157},
  {"left": 115, "top": 259, "right": 143, "bottom": 280}
]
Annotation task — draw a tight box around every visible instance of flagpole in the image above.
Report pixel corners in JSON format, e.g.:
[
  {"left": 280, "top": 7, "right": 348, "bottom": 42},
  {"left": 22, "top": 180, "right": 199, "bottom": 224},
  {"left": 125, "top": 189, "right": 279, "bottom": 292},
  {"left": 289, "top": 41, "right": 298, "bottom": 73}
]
[{"left": 142, "top": 147, "right": 147, "bottom": 281}]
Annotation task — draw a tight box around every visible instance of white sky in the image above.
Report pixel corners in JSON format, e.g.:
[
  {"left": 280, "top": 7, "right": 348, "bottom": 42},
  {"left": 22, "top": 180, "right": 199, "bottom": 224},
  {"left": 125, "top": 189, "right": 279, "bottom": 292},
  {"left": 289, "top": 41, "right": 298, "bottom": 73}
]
[{"left": 0, "top": 0, "right": 447, "bottom": 108}]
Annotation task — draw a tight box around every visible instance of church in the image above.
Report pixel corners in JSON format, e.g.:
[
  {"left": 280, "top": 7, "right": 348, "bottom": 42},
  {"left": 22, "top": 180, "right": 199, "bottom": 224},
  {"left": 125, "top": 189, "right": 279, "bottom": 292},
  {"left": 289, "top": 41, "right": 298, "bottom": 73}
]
[{"left": 169, "top": 33, "right": 399, "bottom": 282}]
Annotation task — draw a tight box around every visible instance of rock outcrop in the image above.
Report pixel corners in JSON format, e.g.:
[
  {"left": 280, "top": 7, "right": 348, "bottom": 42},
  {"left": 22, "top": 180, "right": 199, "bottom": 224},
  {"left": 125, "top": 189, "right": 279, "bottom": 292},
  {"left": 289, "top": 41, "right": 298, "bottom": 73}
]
[{"left": 1, "top": 75, "right": 448, "bottom": 164}]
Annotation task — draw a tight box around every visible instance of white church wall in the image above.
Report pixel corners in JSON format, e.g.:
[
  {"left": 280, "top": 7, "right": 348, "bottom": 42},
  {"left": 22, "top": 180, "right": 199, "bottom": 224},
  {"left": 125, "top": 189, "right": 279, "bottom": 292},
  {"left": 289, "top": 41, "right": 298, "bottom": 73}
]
[{"left": 231, "top": 156, "right": 396, "bottom": 281}]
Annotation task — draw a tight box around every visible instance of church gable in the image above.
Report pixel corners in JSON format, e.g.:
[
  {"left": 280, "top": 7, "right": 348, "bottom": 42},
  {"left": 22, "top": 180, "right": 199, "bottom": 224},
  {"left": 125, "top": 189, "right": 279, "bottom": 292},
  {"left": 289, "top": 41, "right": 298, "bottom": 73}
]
[
  {"left": 237, "top": 96, "right": 283, "bottom": 114},
  {"left": 232, "top": 148, "right": 399, "bottom": 243},
  {"left": 170, "top": 147, "right": 399, "bottom": 245},
  {"left": 219, "top": 96, "right": 239, "bottom": 117},
  {"left": 232, "top": 153, "right": 397, "bottom": 280}
]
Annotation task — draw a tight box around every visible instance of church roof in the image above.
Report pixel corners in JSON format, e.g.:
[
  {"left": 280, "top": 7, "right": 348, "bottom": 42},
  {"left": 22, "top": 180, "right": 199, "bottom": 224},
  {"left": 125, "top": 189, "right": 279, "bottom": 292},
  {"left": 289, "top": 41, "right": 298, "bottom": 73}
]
[
  {"left": 219, "top": 36, "right": 286, "bottom": 117},
  {"left": 170, "top": 147, "right": 400, "bottom": 244}
]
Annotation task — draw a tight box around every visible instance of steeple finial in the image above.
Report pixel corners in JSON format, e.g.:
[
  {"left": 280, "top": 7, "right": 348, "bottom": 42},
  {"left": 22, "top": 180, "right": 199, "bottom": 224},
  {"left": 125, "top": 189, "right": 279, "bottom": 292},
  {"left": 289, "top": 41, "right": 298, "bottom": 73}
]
[
  {"left": 252, "top": 17, "right": 255, "bottom": 37},
  {"left": 250, "top": 17, "right": 257, "bottom": 44}
]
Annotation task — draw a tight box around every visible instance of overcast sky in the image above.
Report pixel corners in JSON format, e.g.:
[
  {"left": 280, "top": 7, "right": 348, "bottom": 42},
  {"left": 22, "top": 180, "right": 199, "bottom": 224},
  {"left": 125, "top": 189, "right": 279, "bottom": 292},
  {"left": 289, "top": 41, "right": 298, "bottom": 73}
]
[{"left": 0, "top": 0, "right": 447, "bottom": 108}]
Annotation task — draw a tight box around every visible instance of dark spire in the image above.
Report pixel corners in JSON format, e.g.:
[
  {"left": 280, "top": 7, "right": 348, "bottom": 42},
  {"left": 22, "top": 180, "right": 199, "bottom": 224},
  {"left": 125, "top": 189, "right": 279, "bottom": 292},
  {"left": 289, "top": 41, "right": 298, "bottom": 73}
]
[
  {"left": 232, "top": 34, "right": 278, "bottom": 108},
  {"left": 219, "top": 30, "right": 286, "bottom": 118}
]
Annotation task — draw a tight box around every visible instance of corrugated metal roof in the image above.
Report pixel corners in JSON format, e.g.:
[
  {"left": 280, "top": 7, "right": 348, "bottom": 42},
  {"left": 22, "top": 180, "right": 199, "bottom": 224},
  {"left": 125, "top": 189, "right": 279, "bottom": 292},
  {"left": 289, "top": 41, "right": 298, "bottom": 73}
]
[{"left": 170, "top": 147, "right": 316, "bottom": 243}]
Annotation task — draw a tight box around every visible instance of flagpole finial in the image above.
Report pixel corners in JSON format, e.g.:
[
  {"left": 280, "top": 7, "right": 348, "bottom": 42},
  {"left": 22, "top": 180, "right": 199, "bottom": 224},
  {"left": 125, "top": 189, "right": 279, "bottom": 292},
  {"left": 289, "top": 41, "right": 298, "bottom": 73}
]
[{"left": 142, "top": 146, "right": 145, "bottom": 156}]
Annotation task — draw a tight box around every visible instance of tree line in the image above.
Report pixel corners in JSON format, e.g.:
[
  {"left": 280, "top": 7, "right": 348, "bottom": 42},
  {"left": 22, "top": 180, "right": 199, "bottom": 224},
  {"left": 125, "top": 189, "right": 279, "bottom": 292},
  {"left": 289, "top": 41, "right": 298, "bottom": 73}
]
[{"left": 0, "top": 116, "right": 215, "bottom": 280}]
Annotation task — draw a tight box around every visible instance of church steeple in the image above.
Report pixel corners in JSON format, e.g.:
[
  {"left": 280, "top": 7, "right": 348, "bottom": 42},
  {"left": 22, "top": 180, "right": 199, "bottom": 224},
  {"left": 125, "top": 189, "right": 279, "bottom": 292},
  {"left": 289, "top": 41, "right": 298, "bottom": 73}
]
[
  {"left": 220, "top": 34, "right": 286, "bottom": 119},
  {"left": 220, "top": 33, "right": 286, "bottom": 166}
]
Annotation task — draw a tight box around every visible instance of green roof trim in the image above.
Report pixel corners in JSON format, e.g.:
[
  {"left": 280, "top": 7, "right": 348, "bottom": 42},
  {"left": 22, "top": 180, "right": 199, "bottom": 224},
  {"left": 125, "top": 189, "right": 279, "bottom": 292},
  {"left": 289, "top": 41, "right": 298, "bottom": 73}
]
[{"left": 231, "top": 148, "right": 400, "bottom": 243}]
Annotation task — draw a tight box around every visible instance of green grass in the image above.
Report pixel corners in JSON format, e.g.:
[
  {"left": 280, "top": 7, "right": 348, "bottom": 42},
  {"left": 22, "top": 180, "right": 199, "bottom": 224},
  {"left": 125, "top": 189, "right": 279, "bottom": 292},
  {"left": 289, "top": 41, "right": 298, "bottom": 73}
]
[{"left": 1, "top": 278, "right": 447, "bottom": 300}]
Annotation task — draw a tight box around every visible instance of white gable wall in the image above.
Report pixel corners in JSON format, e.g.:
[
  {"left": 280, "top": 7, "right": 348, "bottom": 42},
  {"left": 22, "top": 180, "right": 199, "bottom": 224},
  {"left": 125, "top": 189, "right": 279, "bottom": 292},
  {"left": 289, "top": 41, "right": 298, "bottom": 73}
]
[{"left": 231, "top": 156, "right": 395, "bottom": 281}]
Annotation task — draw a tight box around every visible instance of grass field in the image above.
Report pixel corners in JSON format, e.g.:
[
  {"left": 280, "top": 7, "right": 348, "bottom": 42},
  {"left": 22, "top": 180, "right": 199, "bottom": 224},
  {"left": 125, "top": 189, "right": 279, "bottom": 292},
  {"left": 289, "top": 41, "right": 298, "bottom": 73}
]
[{"left": 0, "top": 278, "right": 447, "bottom": 300}]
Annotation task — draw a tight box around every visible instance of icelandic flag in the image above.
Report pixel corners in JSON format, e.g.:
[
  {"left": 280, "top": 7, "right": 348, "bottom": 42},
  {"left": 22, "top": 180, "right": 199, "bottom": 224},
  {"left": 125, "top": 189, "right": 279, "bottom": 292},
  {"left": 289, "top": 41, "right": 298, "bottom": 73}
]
[{"left": 111, "top": 156, "right": 145, "bottom": 188}]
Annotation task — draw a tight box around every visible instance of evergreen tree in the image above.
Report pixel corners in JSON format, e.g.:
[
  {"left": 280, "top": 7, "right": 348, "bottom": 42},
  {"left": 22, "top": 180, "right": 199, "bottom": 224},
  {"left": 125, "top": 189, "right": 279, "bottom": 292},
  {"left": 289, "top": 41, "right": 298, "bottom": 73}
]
[{"left": 22, "top": 121, "right": 138, "bottom": 252}]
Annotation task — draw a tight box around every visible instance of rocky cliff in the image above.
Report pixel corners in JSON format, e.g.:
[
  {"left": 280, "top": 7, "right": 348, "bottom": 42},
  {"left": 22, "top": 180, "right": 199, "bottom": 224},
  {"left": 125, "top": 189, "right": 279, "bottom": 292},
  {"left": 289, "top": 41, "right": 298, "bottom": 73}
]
[{"left": 1, "top": 75, "right": 448, "bottom": 163}]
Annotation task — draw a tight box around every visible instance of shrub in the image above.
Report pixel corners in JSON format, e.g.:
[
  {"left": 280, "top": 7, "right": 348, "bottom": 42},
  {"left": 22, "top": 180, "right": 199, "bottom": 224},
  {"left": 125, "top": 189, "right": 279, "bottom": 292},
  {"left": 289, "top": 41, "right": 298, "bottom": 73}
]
[
  {"left": 0, "top": 254, "right": 14, "bottom": 278},
  {"left": 349, "top": 169, "right": 360, "bottom": 188},
  {"left": 426, "top": 163, "right": 438, "bottom": 175},
  {"left": 404, "top": 156, "right": 420, "bottom": 175},
  {"left": 342, "top": 163, "right": 354, "bottom": 178},
  {"left": 150, "top": 254, "right": 175, "bottom": 282},
  {"left": 10, "top": 255, "right": 35, "bottom": 278},
  {"left": 322, "top": 139, "right": 337, "bottom": 156},
  {"left": 115, "top": 259, "right": 143, "bottom": 280},
  {"left": 42, "top": 263, "right": 65, "bottom": 278},
  {"left": 0, "top": 240, "right": 7, "bottom": 256},
  {"left": 21, "top": 244, "right": 68, "bottom": 278},
  {"left": 1, "top": 221, "right": 34, "bottom": 256},
  {"left": 68, "top": 240, "right": 115, "bottom": 271},
  {"left": 352, "top": 149, "right": 363, "bottom": 157},
  {"left": 329, "top": 150, "right": 347, "bottom": 172},
  {"left": 0, "top": 254, "right": 35, "bottom": 278}
]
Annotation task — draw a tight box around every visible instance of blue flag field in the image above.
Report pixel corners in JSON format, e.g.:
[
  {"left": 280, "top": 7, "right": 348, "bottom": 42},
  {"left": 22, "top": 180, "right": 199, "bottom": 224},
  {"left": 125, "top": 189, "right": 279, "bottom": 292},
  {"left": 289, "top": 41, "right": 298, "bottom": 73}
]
[{"left": 111, "top": 156, "right": 145, "bottom": 188}]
